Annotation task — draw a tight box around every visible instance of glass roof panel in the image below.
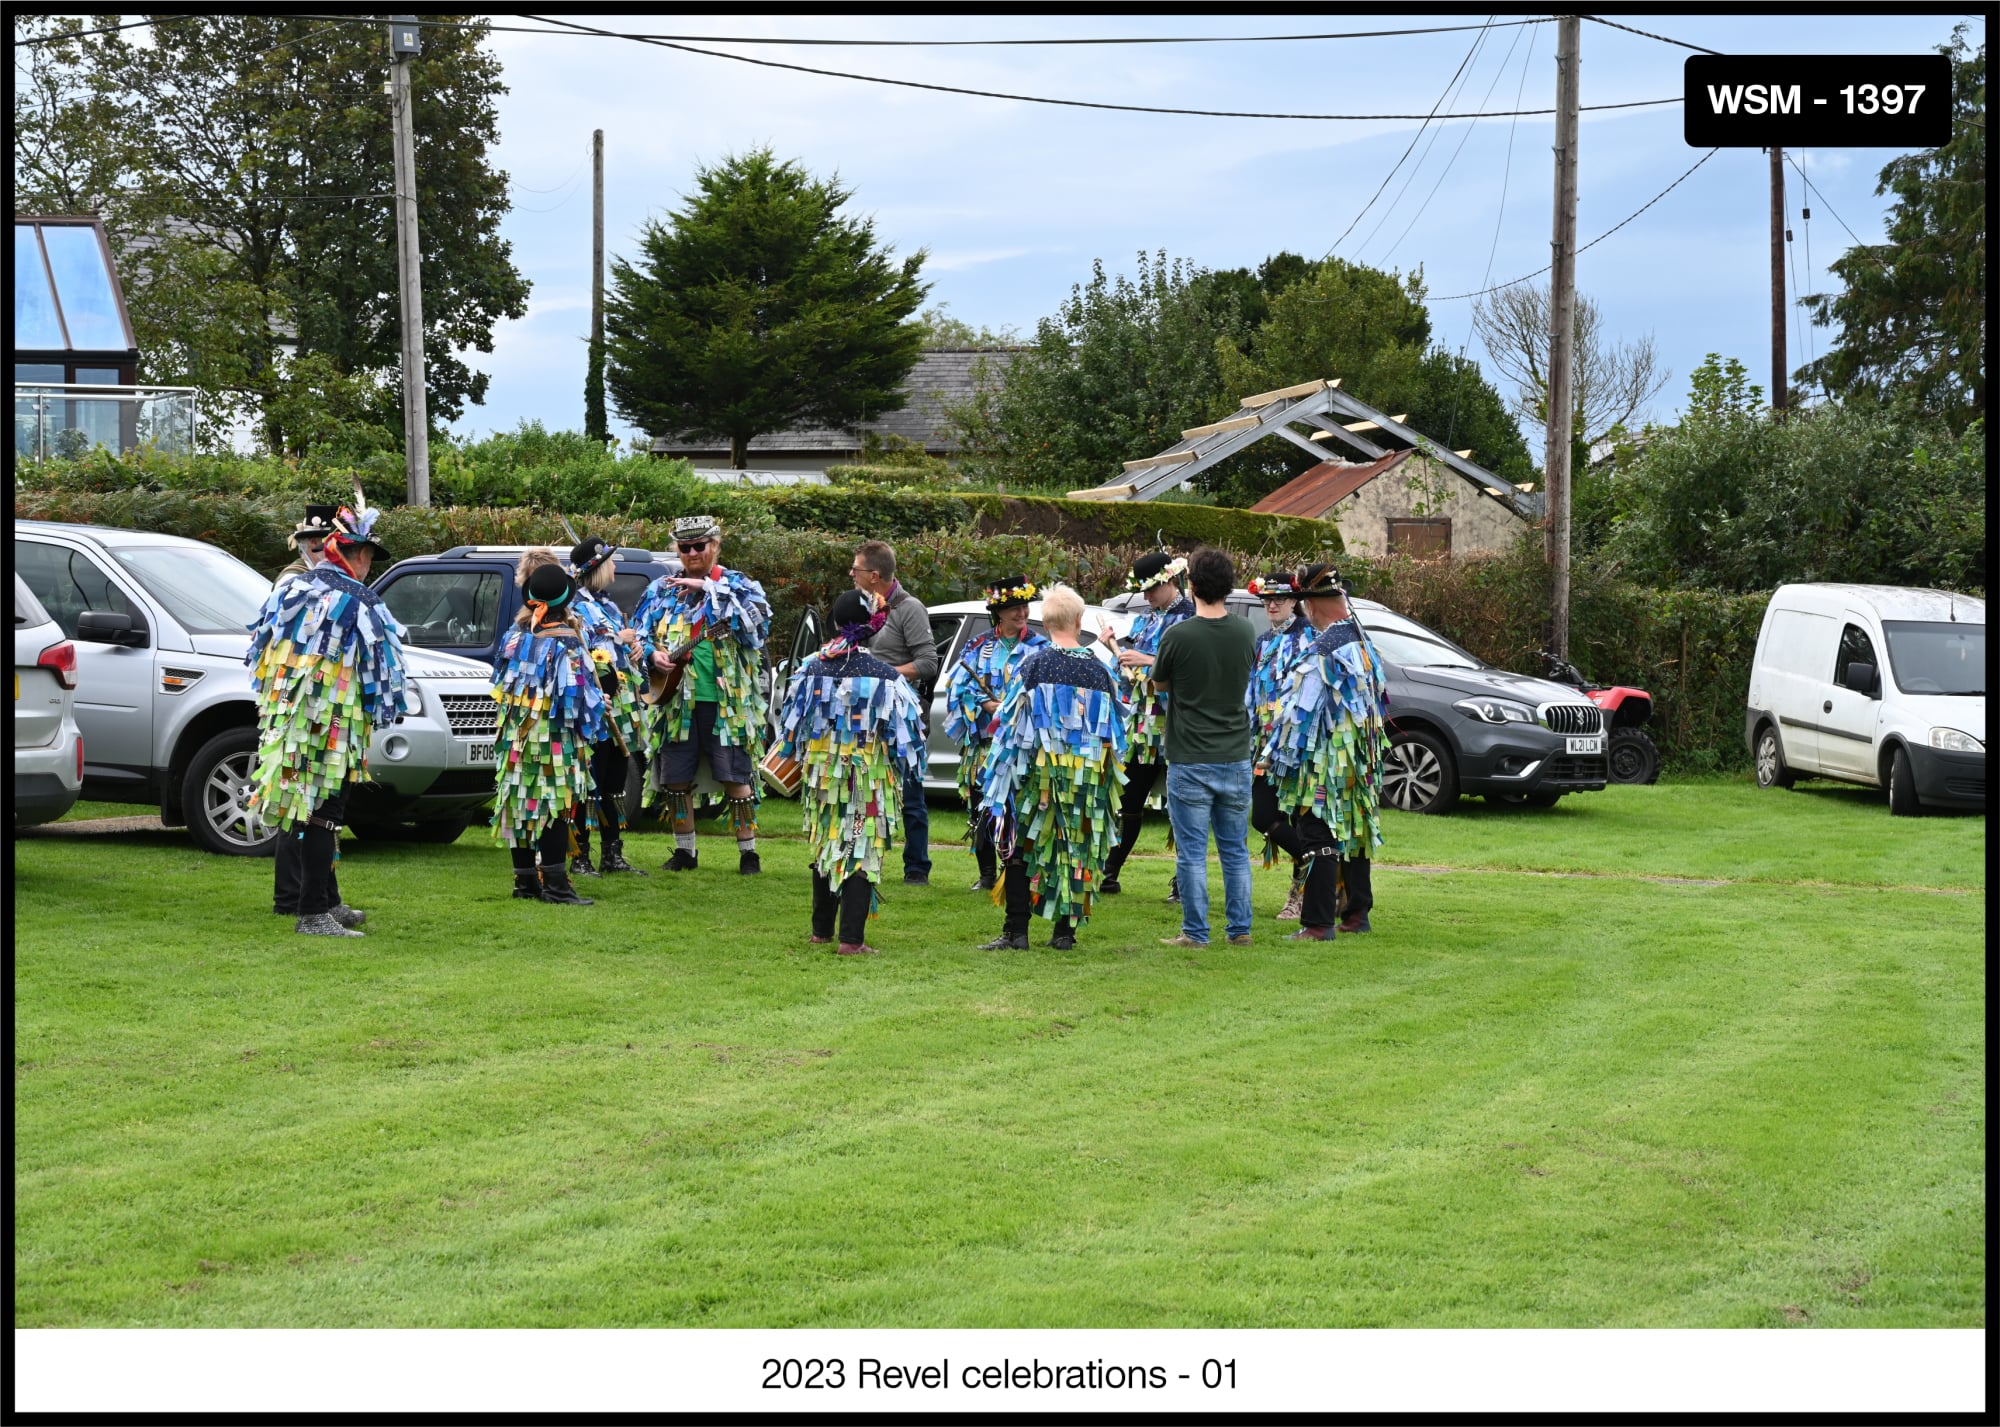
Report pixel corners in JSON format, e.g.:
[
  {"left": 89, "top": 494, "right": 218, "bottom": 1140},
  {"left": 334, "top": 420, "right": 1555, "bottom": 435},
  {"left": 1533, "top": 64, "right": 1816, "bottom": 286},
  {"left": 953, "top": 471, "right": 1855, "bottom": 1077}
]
[
  {"left": 40, "top": 223, "right": 132, "bottom": 351},
  {"left": 14, "top": 227, "right": 65, "bottom": 350}
]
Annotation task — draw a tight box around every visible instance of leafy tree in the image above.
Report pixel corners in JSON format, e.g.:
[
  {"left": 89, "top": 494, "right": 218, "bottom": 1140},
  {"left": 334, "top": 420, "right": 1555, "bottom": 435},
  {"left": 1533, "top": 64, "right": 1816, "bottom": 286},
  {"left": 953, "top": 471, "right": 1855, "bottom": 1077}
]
[
  {"left": 584, "top": 336, "right": 609, "bottom": 446},
  {"left": 11, "top": 14, "right": 530, "bottom": 457},
  {"left": 1600, "top": 359, "right": 1984, "bottom": 592},
  {"left": 942, "top": 251, "right": 1246, "bottom": 491},
  {"left": 915, "top": 304, "right": 1020, "bottom": 348},
  {"left": 1800, "top": 25, "right": 1985, "bottom": 433},
  {"left": 605, "top": 149, "right": 930, "bottom": 469}
]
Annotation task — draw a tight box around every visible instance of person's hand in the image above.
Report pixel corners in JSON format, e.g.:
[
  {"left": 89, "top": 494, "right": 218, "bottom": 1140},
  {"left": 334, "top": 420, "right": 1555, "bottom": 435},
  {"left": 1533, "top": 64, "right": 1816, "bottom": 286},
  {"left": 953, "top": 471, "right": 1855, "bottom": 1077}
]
[
  {"left": 670, "top": 575, "right": 709, "bottom": 591},
  {"left": 1096, "top": 617, "right": 1118, "bottom": 644},
  {"left": 1118, "top": 649, "right": 1150, "bottom": 669},
  {"left": 650, "top": 649, "right": 675, "bottom": 671},
  {"left": 981, "top": 699, "right": 999, "bottom": 714},
  {"left": 618, "top": 628, "right": 639, "bottom": 647}
]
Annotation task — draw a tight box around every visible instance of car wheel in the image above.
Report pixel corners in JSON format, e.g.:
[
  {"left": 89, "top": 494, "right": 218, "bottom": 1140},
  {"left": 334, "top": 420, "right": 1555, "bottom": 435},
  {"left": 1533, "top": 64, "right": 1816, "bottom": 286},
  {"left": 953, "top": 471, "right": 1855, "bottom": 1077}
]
[
  {"left": 1886, "top": 745, "right": 1922, "bottom": 817},
  {"left": 182, "top": 726, "right": 279, "bottom": 857},
  {"left": 1382, "top": 729, "right": 1459, "bottom": 814},
  {"left": 1754, "top": 725, "right": 1795, "bottom": 790},
  {"left": 1607, "top": 727, "right": 1661, "bottom": 785}
]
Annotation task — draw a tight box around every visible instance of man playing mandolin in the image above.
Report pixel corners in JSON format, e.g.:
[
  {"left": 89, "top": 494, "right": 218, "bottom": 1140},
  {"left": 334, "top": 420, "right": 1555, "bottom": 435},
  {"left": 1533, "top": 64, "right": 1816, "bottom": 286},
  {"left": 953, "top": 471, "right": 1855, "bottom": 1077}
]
[{"left": 630, "top": 514, "right": 773, "bottom": 875}]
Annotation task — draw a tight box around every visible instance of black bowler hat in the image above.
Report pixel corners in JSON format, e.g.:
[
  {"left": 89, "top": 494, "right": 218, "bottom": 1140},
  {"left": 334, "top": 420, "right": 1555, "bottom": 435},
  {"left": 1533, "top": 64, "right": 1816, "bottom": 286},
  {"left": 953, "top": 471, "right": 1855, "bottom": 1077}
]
[
  {"left": 1293, "top": 563, "right": 1347, "bottom": 598},
  {"left": 524, "top": 562, "right": 575, "bottom": 608},
  {"left": 289, "top": 503, "right": 338, "bottom": 548},
  {"left": 1124, "top": 551, "right": 1187, "bottom": 594},
  {"left": 830, "top": 588, "right": 873, "bottom": 630},
  {"left": 570, "top": 534, "right": 615, "bottom": 577}
]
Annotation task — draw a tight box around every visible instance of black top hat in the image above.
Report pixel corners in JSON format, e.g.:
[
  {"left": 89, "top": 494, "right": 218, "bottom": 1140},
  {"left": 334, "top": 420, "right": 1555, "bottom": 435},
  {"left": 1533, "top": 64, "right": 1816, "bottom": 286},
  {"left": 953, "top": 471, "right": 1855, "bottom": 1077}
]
[
  {"left": 1293, "top": 563, "right": 1347, "bottom": 598},
  {"left": 523, "top": 562, "right": 576, "bottom": 610},
  {"left": 289, "top": 503, "right": 338, "bottom": 547},
  {"left": 829, "top": 588, "right": 873, "bottom": 631},
  {"left": 982, "top": 573, "right": 1038, "bottom": 611},
  {"left": 1124, "top": 551, "right": 1188, "bottom": 594},
  {"left": 570, "top": 534, "right": 615, "bottom": 578}
]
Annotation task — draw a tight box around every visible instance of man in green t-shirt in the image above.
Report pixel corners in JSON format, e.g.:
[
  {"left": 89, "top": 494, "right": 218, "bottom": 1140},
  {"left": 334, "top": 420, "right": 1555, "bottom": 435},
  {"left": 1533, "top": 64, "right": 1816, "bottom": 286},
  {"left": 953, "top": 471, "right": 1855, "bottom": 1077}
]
[{"left": 1150, "top": 547, "right": 1258, "bottom": 947}]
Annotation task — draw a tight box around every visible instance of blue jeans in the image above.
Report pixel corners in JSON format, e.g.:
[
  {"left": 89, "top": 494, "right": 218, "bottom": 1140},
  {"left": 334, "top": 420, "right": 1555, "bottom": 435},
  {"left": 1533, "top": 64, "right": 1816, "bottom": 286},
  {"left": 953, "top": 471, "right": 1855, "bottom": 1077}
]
[
  {"left": 1165, "top": 760, "right": 1254, "bottom": 943},
  {"left": 902, "top": 768, "right": 931, "bottom": 876}
]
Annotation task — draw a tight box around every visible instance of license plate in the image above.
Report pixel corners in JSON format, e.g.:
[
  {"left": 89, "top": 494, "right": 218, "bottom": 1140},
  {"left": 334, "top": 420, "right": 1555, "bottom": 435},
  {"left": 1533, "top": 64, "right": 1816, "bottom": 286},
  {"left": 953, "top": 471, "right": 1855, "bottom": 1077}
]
[
  {"left": 1566, "top": 736, "right": 1604, "bottom": 755},
  {"left": 465, "top": 742, "right": 496, "bottom": 765}
]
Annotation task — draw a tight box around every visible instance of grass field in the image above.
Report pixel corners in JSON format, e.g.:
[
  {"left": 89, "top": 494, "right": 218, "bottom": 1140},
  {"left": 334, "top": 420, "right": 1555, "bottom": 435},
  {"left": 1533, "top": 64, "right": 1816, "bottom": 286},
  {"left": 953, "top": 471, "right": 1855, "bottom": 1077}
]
[{"left": 13, "top": 777, "right": 1985, "bottom": 1327}]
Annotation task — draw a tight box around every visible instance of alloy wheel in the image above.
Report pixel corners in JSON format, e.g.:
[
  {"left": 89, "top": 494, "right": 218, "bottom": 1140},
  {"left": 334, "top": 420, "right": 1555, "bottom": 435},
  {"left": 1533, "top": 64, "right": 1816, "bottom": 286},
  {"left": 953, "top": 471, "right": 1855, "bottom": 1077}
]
[
  {"left": 203, "top": 749, "right": 273, "bottom": 851},
  {"left": 1382, "top": 741, "right": 1443, "bottom": 812}
]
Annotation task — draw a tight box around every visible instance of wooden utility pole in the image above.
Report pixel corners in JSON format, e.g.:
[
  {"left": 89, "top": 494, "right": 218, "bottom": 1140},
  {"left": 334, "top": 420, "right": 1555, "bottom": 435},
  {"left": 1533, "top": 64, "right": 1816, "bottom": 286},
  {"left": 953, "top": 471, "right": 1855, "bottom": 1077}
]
[
  {"left": 592, "top": 130, "right": 605, "bottom": 357},
  {"left": 1769, "top": 145, "right": 1788, "bottom": 420},
  {"left": 1545, "top": 14, "right": 1580, "bottom": 658},
  {"left": 388, "top": 16, "right": 430, "bottom": 506}
]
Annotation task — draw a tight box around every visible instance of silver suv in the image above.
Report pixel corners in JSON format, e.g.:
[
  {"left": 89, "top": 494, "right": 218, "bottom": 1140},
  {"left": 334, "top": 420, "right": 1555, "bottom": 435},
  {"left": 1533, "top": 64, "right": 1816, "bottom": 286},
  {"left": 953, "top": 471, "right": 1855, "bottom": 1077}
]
[{"left": 12, "top": 521, "right": 500, "bottom": 854}]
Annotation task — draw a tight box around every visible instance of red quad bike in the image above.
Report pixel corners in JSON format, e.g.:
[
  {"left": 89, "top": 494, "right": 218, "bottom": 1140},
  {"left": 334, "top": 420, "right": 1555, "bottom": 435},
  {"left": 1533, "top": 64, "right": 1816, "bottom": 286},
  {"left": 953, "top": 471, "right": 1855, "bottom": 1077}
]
[{"left": 1539, "top": 651, "right": 1661, "bottom": 785}]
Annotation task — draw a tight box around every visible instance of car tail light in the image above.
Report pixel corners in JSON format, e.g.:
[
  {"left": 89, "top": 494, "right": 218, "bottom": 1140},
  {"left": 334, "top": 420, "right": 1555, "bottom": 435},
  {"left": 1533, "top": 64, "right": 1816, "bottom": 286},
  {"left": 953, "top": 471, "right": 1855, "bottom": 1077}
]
[{"left": 37, "top": 641, "right": 77, "bottom": 690}]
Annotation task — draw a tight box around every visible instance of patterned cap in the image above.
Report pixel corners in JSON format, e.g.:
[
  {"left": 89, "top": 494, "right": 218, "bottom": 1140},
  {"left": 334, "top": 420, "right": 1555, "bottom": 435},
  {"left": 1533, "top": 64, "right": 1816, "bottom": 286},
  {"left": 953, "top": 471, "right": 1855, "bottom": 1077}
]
[
  {"left": 1294, "top": 563, "right": 1346, "bottom": 597},
  {"left": 672, "top": 514, "right": 721, "bottom": 543},
  {"left": 1248, "top": 571, "right": 1298, "bottom": 598}
]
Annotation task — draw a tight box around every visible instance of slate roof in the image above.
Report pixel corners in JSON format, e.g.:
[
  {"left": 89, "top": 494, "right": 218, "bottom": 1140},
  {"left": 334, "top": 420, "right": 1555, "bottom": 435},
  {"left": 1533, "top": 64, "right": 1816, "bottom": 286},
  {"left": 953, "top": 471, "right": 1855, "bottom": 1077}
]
[{"left": 652, "top": 347, "right": 1023, "bottom": 458}]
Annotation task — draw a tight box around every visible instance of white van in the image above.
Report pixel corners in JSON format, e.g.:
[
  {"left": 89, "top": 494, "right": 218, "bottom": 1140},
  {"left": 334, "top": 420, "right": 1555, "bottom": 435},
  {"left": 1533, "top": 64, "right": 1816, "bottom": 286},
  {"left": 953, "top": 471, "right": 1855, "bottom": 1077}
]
[{"left": 1745, "top": 584, "right": 1985, "bottom": 814}]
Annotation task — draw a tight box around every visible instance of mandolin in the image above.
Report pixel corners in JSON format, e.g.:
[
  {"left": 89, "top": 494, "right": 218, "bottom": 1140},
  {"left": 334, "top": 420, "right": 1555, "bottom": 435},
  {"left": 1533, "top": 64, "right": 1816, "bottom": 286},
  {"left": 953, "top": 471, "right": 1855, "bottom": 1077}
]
[{"left": 643, "top": 613, "right": 707, "bottom": 707}]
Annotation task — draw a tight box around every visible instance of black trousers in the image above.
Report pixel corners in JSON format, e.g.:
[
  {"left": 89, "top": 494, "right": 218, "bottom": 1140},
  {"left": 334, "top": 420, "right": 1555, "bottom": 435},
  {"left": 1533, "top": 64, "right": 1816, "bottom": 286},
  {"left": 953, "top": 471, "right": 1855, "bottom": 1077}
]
[
  {"left": 966, "top": 789, "right": 998, "bottom": 883},
  {"left": 573, "top": 739, "right": 637, "bottom": 850},
  {"left": 1001, "top": 850, "right": 1076, "bottom": 941},
  {"left": 812, "top": 871, "right": 873, "bottom": 944},
  {"left": 510, "top": 819, "right": 573, "bottom": 874},
  {"left": 1251, "top": 775, "right": 1305, "bottom": 865},
  {"left": 274, "top": 803, "right": 342, "bottom": 913},
  {"left": 1104, "top": 758, "right": 1165, "bottom": 880},
  {"left": 285, "top": 786, "right": 349, "bottom": 918},
  {"left": 1296, "top": 812, "right": 1374, "bottom": 928}
]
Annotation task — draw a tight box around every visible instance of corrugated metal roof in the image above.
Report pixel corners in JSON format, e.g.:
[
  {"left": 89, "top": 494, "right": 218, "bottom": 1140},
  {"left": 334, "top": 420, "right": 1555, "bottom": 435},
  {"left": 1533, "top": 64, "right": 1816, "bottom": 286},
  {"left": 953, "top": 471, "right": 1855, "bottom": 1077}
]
[
  {"left": 653, "top": 348, "right": 1023, "bottom": 457},
  {"left": 1250, "top": 449, "right": 1416, "bottom": 518}
]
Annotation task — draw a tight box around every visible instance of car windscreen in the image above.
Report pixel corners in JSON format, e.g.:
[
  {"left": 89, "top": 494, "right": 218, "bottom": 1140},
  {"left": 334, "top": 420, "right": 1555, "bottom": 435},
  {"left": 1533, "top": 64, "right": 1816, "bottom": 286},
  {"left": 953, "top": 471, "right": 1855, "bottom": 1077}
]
[
  {"left": 110, "top": 546, "right": 273, "bottom": 635},
  {"left": 381, "top": 570, "right": 505, "bottom": 648},
  {"left": 1355, "top": 615, "right": 1485, "bottom": 670},
  {"left": 1882, "top": 620, "right": 1984, "bottom": 695},
  {"left": 13, "top": 573, "right": 52, "bottom": 628}
]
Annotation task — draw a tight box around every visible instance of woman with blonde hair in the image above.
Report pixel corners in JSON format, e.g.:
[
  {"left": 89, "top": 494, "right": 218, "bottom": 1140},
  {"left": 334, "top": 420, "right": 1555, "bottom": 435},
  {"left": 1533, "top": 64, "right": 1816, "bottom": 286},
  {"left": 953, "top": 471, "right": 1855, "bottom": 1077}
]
[
  {"left": 565, "top": 535, "right": 651, "bottom": 878},
  {"left": 976, "top": 583, "right": 1128, "bottom": 951}
]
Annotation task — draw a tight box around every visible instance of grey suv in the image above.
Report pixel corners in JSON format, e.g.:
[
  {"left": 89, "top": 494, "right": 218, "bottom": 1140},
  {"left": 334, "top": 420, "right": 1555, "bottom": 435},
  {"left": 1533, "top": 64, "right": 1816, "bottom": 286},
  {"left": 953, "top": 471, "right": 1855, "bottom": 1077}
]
[{"left": 13, "top": 521, "right": 501, "bottom": 854}]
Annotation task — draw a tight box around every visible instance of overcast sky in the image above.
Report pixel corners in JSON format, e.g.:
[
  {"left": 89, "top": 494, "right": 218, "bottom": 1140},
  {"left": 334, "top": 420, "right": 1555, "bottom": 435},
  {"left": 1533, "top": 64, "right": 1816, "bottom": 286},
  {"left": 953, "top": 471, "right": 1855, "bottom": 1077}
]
[{"left": 447, "top": 10, "right": 1971, "bottom": 451}]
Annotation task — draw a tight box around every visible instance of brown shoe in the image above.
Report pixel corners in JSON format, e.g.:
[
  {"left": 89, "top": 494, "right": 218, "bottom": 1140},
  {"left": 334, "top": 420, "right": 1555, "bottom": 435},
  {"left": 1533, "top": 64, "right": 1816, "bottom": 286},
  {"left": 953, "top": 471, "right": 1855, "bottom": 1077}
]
[
  {"left": 1159, "top": 934, "right": 1208, "bottom": 947},
  {"left": 836, "top": 942, "right": 878, "bottom": 956},
  {"left": 1338, "top": 913, "right": 1372, "bottom": 934},
  {"left": 1228, "top": 934, "right": 1253, "bottom": 946},
  {"left": 1287, "top": 926, "right": 1335, "bottom": 941},
  {"left": 808, "top": 935, "right": 833, "bottom": 945}
]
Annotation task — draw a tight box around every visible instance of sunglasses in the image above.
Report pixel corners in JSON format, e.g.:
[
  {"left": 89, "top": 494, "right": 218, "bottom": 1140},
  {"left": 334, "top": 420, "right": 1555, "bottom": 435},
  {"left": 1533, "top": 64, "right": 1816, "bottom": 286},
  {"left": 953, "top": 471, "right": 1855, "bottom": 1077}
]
[{"left": 677, "top": 541, "right": 713, "bottom": 554}]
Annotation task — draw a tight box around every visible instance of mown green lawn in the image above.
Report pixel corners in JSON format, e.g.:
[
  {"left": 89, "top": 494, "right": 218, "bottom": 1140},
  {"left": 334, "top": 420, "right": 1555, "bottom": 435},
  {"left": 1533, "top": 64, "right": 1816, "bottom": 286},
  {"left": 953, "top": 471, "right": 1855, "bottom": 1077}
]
[{"left": 13, "top": 778, "right": 1984, "bottom": 1327}]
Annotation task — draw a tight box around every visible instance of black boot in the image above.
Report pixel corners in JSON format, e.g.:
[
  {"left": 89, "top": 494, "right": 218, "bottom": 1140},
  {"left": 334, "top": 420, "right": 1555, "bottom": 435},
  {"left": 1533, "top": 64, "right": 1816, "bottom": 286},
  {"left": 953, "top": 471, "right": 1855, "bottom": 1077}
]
[
  {"left": 599, "top": 838, "right": 647, "bottom": 875},
  {"left": 513, "top": 870, "right": 543, "bottom": 900},
  {"left": 570, "top": 850, "right": 600, "bottom": 878},
  {"left": 663, "top": 848, "right": 698, "bottom": 872},
  {"left": 538, "top": 869, "right": 595, "bottom": 906},
  {"left": 979, "top": 931, "right": 1029, "bottom": 950}
]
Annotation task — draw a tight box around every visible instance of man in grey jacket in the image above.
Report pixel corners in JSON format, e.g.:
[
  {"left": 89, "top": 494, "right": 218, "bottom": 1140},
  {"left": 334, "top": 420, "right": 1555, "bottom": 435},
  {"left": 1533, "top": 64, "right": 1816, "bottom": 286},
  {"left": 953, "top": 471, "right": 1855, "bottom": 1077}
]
[{"left": 853, "top": 539, "right": 939, "bottom": 884}]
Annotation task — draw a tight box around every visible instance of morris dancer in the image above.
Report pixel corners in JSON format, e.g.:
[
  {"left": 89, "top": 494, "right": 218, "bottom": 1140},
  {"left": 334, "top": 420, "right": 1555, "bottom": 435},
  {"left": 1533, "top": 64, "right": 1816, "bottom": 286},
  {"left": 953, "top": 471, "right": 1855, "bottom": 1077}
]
[
  {"left": 245, "top": 501, "right": 406, "bottom": 938},
  {"left": 978, "top": 585, "right": 1127, "bottom": 951},
  {"left": 270, "top": 501, "right": 346, "bottom": 923},
  {"left": 631, "top": 515, "right": 771, "bottom": 875},
  {"left": 491, "top": 558, "right": 608, "bottom": 905},
  {"left": 943, "top": 573, "right": 1047, "bottom": 891},
  {"left": 772, "top": 589, "right": 928, "bottom": 956},
  {"left": 565, "top": 534, "right": 649, "bottom": 878},
  {"left": 1098, "top": 551, "right": 1193, "bottom": 899},
  {"left": 1263, "top": 564, "right": 1390, "bottom": 941},
  {"left": 1246, "top": 571, "right": 1318, "bottom": 921}
]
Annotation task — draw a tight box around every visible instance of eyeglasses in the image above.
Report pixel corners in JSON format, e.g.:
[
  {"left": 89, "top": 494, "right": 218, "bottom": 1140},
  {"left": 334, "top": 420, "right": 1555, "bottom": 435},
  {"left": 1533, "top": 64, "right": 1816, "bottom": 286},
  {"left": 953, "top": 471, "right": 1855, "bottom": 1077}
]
[{"left": 677, "top": 541, "right": 712, "bottom": 554}]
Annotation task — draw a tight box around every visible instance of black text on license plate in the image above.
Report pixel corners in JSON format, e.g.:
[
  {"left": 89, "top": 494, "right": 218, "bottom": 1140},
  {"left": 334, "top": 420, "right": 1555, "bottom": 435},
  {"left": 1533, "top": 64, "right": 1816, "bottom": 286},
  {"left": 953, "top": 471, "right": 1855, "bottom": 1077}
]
[
  {"left": 465, "top": 742, "right": 497, "bottom": 764},
  {"left": 1566, "top": 736, "right": 1603, "bottom": 755}
]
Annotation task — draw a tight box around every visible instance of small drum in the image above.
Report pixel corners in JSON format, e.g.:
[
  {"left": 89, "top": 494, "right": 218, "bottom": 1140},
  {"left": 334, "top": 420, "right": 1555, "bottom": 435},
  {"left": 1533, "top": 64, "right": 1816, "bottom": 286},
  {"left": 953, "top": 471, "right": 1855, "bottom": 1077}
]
[{"left": 758, "top": 748, "right": 804, "bottom": 797}]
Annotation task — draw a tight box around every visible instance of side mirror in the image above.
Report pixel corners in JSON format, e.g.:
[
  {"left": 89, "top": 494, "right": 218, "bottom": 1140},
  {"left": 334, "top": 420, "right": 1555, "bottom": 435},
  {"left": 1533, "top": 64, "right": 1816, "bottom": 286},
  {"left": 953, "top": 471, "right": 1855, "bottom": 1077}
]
[
  {"left": 77, "top": 609, "right": 147, "bottom": 648},
  {"left": 1843, "top": 661, "right": 1879, "bottom": 697}
]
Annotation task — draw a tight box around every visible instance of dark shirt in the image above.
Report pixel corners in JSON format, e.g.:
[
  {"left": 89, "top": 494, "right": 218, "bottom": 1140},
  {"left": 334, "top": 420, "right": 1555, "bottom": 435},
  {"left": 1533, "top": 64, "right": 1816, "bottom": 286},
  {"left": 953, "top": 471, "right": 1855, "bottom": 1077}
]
[
  {"left": 1153, "top": 612, "right": 1257, "bottom": 764},
  {"left": 1020, "top": 643, "right": 1118, "bottom": 694}
]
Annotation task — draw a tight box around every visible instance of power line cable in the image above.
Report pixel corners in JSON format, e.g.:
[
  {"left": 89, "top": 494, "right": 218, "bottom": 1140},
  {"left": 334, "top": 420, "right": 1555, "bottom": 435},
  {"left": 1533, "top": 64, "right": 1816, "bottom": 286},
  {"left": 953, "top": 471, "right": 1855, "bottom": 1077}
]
[
  {"left": 13, "top": 15, "right": 200, "bottom": 44},
  {"left": 281, "top": 14, "right": 1556, "bottom": 47},
  {"left": 1433, "top": 147, "right": 1723, "bottom": 301},
  {"left": 1579, "top": 15, "right": 1723, "bottom": 55},
  {"left": 1322, "top": 20, "right": 1498, "bottom": 262},
  {"left": 1783, "top": 152, "right": 1891, "bottom": 270},
  {"left": 1376, "top": 20, "right": 1531, "bottom": 267},
  {"left": 519, "top": 12, "right": 1677, "bottom": 122},
  {"left": 1355, "top": 21, "right": 1500, "bottom": 261}
]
